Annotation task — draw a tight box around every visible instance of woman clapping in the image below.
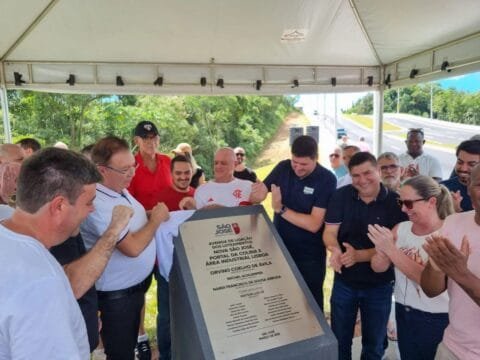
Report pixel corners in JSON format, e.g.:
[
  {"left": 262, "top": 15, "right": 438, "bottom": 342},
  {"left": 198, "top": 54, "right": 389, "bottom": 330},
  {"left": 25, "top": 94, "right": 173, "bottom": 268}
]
[{"left": 368, "top": 175, "right": 454, "bottom": 360}]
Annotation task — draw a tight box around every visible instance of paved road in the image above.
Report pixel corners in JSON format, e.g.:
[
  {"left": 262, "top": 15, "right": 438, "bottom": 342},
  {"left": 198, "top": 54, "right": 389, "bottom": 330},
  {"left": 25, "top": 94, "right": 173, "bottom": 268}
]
[
  {"left": 384, "top": 115, "right": 475, "bottom": 146},
  {"left": 318, "top": 114, "right": 463, "bottom": 180}
]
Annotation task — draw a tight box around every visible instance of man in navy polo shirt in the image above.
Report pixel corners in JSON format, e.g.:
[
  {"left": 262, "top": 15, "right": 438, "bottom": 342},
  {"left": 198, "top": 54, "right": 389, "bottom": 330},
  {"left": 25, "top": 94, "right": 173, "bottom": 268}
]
[
  {"left": 441, "top": 139, "right": 480, "bottom": 212},
  {"left": 324, "top": 152, "right": 407, "bottom": 360},
  {"left": 264, "top": 135, "right": 337, "bottom": 312}
]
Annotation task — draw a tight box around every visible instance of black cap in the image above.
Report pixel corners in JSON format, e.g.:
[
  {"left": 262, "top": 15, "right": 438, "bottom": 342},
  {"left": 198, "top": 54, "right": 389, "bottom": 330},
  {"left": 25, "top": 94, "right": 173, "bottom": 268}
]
[{"left": 134, "top": 121, "right": 159, "bottom": 138}]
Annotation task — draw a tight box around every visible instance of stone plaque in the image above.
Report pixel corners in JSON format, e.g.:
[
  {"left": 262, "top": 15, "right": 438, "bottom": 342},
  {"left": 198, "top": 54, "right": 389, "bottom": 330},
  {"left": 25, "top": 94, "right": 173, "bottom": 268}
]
[
  {"left": 180, "top": 212, "right": 323, "bottom": 359},
  {"left": 170, "top": 206, "right": 337, "bottom": 360}
]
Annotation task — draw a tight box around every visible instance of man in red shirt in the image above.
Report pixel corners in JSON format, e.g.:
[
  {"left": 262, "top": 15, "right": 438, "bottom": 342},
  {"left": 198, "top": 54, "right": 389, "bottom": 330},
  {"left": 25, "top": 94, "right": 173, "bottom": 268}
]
[
  {"left": 158, "top": 155, "right": 196, "bottom": 211},
  {"left": 128, "top": 121, "right": 172, "bottom": 211},
  {"left": 155, "top": 154, "right": 196, "bottom": 360}
]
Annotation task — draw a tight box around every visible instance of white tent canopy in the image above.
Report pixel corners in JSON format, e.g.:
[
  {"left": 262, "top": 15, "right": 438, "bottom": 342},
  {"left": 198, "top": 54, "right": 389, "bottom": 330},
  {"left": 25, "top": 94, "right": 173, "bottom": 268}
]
[
  {"left": 1, "top": 0, "right": 480, "bottom": 148},
  {"left": 1, "top": 0, "right": 480, "bottom": 95}
]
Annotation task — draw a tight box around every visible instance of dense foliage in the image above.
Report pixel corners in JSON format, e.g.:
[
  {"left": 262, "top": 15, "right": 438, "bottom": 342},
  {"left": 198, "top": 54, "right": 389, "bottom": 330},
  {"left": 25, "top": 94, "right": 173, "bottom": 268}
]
[
  {"left": 345, "top": 84, "right": 480, "bottom": 125},
  {"left": 2, "top": 91, "right": 297, "bottom": 177}
]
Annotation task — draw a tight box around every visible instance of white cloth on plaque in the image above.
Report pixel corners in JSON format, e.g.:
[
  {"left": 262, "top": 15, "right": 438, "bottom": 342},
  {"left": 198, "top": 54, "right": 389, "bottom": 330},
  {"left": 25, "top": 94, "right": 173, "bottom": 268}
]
[{"left": 155, "top": 210, "right": 195, "bottom": 281}]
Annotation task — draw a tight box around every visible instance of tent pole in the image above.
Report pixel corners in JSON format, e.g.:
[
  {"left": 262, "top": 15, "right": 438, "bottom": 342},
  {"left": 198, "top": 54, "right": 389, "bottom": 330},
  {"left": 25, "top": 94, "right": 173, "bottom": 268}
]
[
  {"left": 373, "top": 88, "right": 384, "bottom": 157},
  {"left": 0, "top": 86, "right": 12, "bottom": 143}
]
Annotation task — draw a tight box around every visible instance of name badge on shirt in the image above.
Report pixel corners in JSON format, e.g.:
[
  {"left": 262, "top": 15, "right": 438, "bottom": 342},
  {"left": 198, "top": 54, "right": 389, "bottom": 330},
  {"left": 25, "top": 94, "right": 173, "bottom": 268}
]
[{"left": 303, "top": 186, "right": 314, "bottom": 195}]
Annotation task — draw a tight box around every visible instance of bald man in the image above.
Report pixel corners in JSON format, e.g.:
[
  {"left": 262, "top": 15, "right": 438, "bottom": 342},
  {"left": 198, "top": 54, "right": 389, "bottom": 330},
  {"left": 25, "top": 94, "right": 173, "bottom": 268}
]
[{"left": 194, "top": 147, "right": 266, "bottom": 209}]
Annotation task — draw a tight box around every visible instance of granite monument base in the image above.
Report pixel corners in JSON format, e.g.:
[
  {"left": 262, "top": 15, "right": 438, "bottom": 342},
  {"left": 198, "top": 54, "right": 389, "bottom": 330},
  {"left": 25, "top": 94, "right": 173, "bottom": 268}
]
[{"left": 170, "top": 205, "right": 337, "bottom": 360}]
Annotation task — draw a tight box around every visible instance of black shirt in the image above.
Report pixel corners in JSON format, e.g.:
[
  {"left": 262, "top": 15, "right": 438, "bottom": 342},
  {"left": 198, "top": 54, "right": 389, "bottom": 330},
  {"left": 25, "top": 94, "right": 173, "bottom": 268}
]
[
  {"left": 50, "top": 234, "right": 99, "bottom": 352},
  {"left": 264, "top": 159, "right": 337, "bottom": 262},
  {"left": 190, "top": 167, "right": 204, "bottom": 189},
  {"left": 234, "top": 167, "right": 257, "bottom": 183},
  {"left": 325, "top": 184, "right": 408, "bottom": 289}
]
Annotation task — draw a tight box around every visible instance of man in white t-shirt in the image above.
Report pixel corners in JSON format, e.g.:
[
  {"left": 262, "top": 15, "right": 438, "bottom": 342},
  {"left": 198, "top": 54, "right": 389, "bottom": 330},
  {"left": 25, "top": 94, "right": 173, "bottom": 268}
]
[
  {"left": 194, "top": 147, "right": 267, "bottom": 209},
  {"left": 0, "top": 148, "right": 101, "bottom": 359},
  {"left": 398, "top": 128, "right": 442, "bottom": 181}
]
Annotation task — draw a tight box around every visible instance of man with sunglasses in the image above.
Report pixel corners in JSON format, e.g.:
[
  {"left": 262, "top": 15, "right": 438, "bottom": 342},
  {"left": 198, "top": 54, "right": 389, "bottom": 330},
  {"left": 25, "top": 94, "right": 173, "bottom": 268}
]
[
  {"left": 129, "top": 120, "right": 172, "bottom": 211},
  {"left": 233, "top": 146, "right": 257, "bottom": 183},
  {"left": 81, "top": 136, "right": 170, "bottom": 360},
  {"left": 398, "top": 128, "right": 442, "bottom": 181},
  {"left": 377, "top": 152, "right": 403, "bottom": 192},
  {"left": 329, "top": 147, "right": 348, "bottom": 180},
  {"left": 441, "top": 139, "right": 480, "bottom": 212},
  {"left": 128, "top": 120, "right": 173, "bottom": 358},
  {"left": 324, "top": 152, "right": 407, "bottom": 360},
  {"left": 421, "top": 164, "right": 480, "bottom": 359},
  {"left": 336, "top": 145, "right": 360, "bottom": 188}
]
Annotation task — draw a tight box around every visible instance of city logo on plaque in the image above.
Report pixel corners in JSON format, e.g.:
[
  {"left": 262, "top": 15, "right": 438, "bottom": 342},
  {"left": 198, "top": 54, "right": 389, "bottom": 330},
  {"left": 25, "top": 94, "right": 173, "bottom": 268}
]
[{"left": 215, "top": 222, "right": 241, "bottom": 236}]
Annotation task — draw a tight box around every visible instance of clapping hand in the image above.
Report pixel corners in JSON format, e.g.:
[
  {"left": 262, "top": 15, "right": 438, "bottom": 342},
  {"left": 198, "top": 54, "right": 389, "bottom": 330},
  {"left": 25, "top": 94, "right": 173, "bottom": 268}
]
[{"left": 367, "top": 224, "right": 396, "bottom": 257}]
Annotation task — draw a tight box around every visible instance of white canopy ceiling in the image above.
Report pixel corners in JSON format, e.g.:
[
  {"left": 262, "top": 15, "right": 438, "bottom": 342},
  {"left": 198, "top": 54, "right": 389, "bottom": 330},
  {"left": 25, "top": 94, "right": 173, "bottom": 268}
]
[{"left": 1, "top": 0, "right": 480, "bottom": 95}]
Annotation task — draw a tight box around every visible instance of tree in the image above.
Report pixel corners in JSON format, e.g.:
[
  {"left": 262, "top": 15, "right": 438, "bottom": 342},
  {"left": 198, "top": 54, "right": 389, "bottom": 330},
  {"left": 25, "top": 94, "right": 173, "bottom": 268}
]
[{"left": 6, "top": 91, "right": 297, "bottom": 177}]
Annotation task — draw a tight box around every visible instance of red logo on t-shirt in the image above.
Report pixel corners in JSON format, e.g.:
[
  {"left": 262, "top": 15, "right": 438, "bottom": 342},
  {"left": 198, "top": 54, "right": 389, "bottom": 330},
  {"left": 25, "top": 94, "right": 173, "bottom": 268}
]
[
  {"left": 232, "top": 189, "right": 242, "bottom": 199},
  {"left": 207, "top": 197, "right": 214, "bottom": 202}
]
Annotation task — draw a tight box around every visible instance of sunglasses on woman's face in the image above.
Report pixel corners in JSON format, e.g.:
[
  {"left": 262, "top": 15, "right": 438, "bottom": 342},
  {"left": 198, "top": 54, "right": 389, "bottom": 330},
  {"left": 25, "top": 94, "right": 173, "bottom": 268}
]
[
  {"left": 397, "top": 198, "right": 426, "bottom": 209},
  {"left": 329, "top": 153, "right": 340, "bottom": 159}
]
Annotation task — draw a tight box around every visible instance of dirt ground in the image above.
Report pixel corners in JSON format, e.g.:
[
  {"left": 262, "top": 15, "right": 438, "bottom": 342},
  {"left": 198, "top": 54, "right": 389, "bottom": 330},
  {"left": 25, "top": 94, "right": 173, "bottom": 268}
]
[{"left": 254, "top": 112, "right": 309, "bottom": 168}]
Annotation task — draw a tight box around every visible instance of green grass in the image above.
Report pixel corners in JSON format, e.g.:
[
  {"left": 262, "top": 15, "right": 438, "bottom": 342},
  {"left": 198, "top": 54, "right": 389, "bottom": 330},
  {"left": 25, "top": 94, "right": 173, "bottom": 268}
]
[
  {"left": 343, "top": 113, "right": 402, "bottom": 131},
  {"left": 144, "top": 279, "right": 158, "bottom": 342}
]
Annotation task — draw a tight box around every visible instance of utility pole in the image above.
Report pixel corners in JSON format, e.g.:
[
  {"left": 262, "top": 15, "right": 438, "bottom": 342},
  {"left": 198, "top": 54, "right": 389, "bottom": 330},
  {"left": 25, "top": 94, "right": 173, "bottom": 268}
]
[
  {"left": 397, "top": 88, "right": 400, "bottom": 113},
  {"left": 430, "top": 83, "right": 434, "bottom": 119},
  {"left": 334, "top": 93, "right": 338, "bottom": 130}
]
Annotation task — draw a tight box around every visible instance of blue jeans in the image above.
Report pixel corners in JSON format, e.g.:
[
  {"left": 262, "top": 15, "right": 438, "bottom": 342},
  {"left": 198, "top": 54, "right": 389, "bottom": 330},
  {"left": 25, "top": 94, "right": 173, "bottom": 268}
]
[
  {"left": 396, "top": 303, "right": 448, "bottom": 360},
  {"left": 155, "top": 268, "right": 171, "bottom": 360},
  {"left": 331, "top": 279, "right": 393, "bottom": 360},
  {"left": 295, "top": 260, "right": 326, "bottom": 312}
]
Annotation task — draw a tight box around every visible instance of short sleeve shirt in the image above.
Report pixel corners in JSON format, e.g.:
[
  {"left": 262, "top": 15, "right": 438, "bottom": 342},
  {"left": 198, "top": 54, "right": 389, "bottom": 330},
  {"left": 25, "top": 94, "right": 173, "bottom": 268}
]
[
  {"left": 440, "top": 211, "right": 480, "bottom": 359},
  {"left": 264, "top": 160, "right": 337, "bottom": 262},
  {"left": 234, "top": 168, "right": 257, "bottom": 183},
  {"left": 80, "top": 183, "right": 156, "bottom": 291},
  {"left": 128, "top": 153, "right": 172, "bottom": 210},
  {"left": 325, "top": 184, "right": 407, "bottom": 288},
  {"left": 157, "top": 186, "right": 195, "bottom": 211},
  {"left": 398, "top": 152, "right": 443, "bottom": 179},
  {"left": 50, "top": 234, "right": 99, "bottom": 352},
  {"left": 0, "top": 225, "right": 89, "bottom": 359},
  {"left": 194, "top": 178, "right": 252, "bottom": 209},
  {"left": 441, "top": 177, "right": 472, "bottom": 211}
]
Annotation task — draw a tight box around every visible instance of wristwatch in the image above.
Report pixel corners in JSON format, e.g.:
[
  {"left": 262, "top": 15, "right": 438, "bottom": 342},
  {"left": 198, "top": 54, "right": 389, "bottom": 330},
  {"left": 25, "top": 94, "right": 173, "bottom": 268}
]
[{"left": 277, "top": 205, "right": 287, "bottom": 215}]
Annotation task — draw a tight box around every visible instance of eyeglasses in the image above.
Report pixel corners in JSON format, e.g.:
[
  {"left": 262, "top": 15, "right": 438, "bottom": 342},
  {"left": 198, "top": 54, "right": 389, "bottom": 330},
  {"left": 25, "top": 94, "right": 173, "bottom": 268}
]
[
  {"left": 380, "top": 164, "right": 399, "bottom": 171},
  {"left": 329, "top": 153, "right": 340, "bottom": 158},
  {"left": 100, "top": 163, "right": 139, "bottom": 175},
  {"left": 397, "top": 198, "right": 426, "bottom": 209},
  {"left": 235, "top": 153, "right": 245, "bottom": 157}
]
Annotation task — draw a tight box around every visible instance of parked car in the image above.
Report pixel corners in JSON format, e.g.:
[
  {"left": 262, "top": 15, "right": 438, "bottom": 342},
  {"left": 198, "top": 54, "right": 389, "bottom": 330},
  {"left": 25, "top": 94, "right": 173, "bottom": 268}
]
[{"left": 336, "top": 128, "right": 347, "bottom": 139}]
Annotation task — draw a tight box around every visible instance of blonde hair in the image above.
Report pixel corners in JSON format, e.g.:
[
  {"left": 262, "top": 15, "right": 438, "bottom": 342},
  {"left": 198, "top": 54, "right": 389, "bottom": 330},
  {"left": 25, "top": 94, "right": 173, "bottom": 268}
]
[{"left": 403, "top": 175, "right": 454, "bottom": 219}]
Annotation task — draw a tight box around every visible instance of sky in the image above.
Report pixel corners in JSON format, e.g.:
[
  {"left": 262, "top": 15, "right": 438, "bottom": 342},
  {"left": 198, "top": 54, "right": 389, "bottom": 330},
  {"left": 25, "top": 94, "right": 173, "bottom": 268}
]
[
  {"left": 437, "top": 71, "right": 480, "bottom": 92},
  {"left": 297, "top": 71, "right": 480, "bottom": 117}
]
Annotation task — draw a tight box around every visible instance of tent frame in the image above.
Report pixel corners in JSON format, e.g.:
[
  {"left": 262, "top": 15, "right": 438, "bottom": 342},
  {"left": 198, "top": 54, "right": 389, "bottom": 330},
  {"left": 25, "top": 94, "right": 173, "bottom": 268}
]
[{"left": 2, "top": 1, "right": 480, "bottom": 152}]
